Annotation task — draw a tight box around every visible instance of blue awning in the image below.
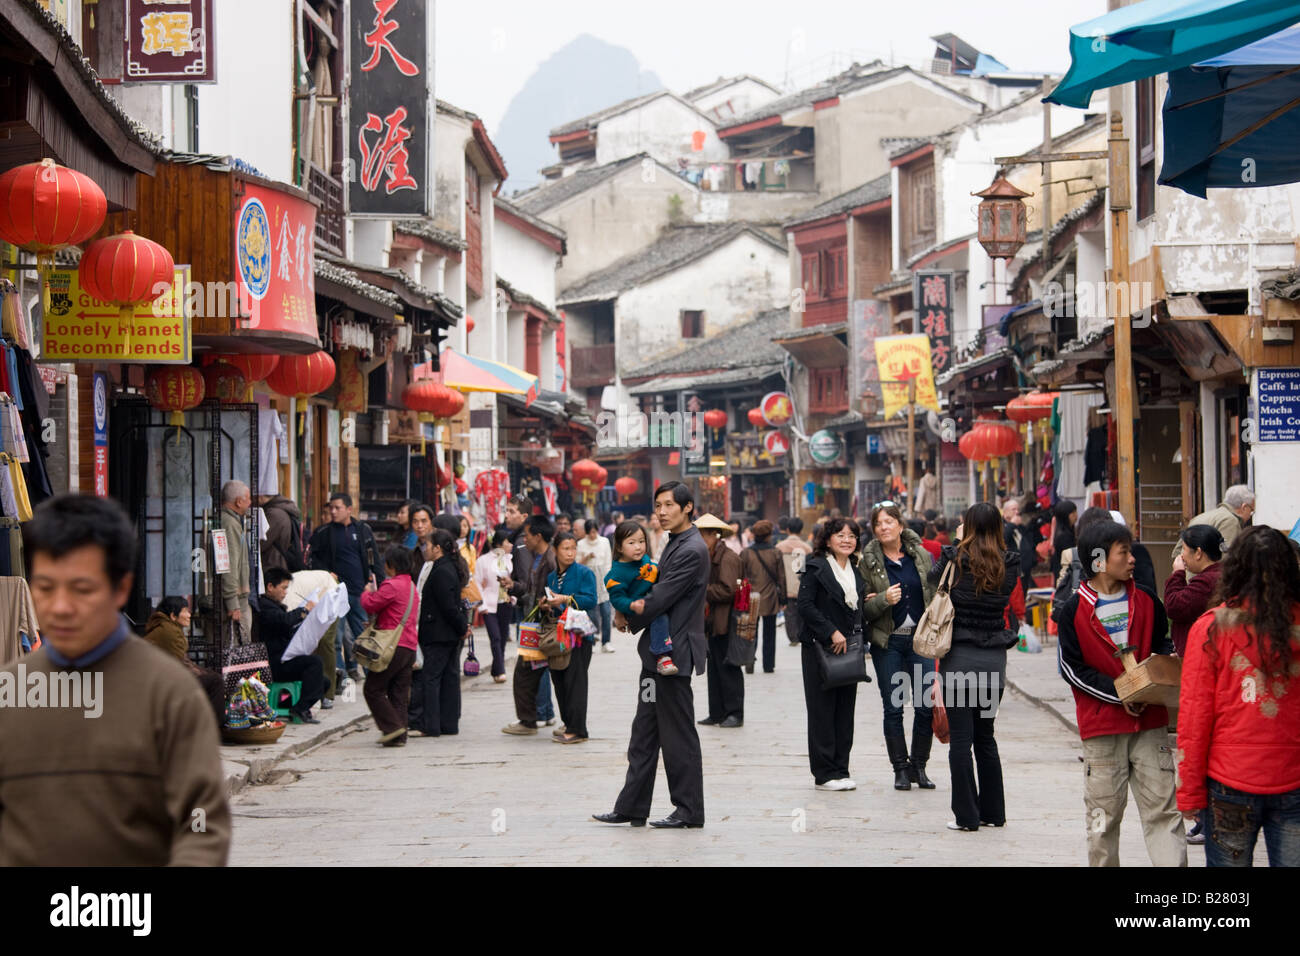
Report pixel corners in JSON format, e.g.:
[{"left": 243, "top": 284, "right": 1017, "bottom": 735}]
[
  {"left": 1045, "top": 0, "right": 1300, "bottom": 109},
  {"left": 1160, "top": 23, "right": 1300, "bottom": 195}
]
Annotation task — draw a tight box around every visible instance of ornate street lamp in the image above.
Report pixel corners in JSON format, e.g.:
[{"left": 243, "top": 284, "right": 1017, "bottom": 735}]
[{"left": 972, "top": 177, "right": 1031, "bottom": 259}]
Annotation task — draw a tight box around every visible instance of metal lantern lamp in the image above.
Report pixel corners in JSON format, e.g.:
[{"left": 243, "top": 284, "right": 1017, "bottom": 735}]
[{"left": 973, "top": 178, "right": 1031, "bottom": 260}]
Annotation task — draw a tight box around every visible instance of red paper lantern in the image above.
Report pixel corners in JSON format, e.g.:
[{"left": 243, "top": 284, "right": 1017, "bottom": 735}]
[
  {"left": 746, "top": 407, "right": 765, "bottom": 428},
  {"left": 571, "top": 458, "right": 602, "bottom": 495},
  {"left": 146, "top": 366, "right": 205, "bottom": 426},
  {"left": 614, "top": 476, "right": 639, "bottom": 499},
  {"left": 213, "top": 353, "right": 281, "bottom": 384},
  {"left": 702, "top": 408, "right": 728, "bottom": 430},
  {"left": 0, "top": 159, "right": 107, "bottom": 252},
  {"left": 402, "top": 380, "right": 465, "bottom": 418},
  {"left": 1025, "top": 391, "right": 1057, "bottom": 417},
  {"left": 202, "top": 362, "right": 247, "bottom": 404},
  {"left": 79, "top": 230, "right": 175, "bottom": 316},
  {"left": 594, "top": 465, "right": 608, "bottom": 489},
  {"left": 266, "top": 350, "right": 336, "bottom": 398},
  {"left": 1007, "top": 392, "right": 1053, "bottom": 423},
  {"left": 958, "top": 430, "right": 981, "bottom": 461},
  {"left": 1005, "top": 395, "right": 1035, "bottom": 423},
  {"left": 970, "top": 421, "right": 1019, "bottom": 459},
  {"left": 466, "top": 316, "right": 476, "bottom": 333}
]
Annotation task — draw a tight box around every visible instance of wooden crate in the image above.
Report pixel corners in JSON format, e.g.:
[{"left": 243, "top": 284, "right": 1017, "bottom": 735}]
[{"left": 1114, "top": 649, "right": 1182, "bottom": 708}]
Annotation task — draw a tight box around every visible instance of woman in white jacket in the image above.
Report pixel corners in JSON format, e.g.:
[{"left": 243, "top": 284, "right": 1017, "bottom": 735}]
[{"left": 475, "top": 529, "right": 514, "bottom": 683}]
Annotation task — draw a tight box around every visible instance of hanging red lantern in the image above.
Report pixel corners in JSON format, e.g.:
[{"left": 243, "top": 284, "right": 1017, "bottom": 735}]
[
  {"left": 266, "top": 351, "right": 336, "bottom": 397},
  {"left": 702, "top": 408, "right": 728, "bottom": 430},
  {"left": 571, "top": 458, "right": 602, "bottom": 495},
  {"left": 146, "top": 366, "right": 205, "bottom": 427},
  {"left": 972, "top": 421, "right": 1019, "bottom": 459},
  {"left": 0, "top": 159, "right": 107, "bottom": 253},
  {"left": 212, "top": 353, "right": 281, "bottom": 384},
  {"left": 746, "top": 407, "right": 765, "bottom": 428},
  {"left": 594, "top": 465, "right": 608, "bottom": 489},
  {"left": 466, "top": 316, "right": 476, "bottom": 333},
  {"left": 614, "top": 476, "right": 639, "bottom": 499},
  {"left": 1024, "top": 391, "right": 1057, "bottom": 418},
  {"left": 1007, "top": 392, "right": 1053, "bottom": 423},
  {"left": 958, "top": 430, "right": 981, "bottom": 461},
  {"left": 202, "top": 362, "right": 247, "bottom": 404},
  {"left": 435, "top": 462, "right": 452, "bottom": 489},
  {"left": 79, "top": 230, "right": 175, "bottom": 321},
  {"left": 994, "top": 422, "right": 1022, "bottom": 457},
  {"left": 402, "top": 380, "right": 465, "bottom": 418},
  {"left": 1005, "top": 395, "right": 1035, "bottom": 423}
]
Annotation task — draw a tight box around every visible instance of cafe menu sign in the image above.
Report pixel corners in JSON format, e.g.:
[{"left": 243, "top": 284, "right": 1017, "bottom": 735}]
[
  {"left": 124, "top": 0, "right": 216, "bottom": 83},
  {"left": 347, "top": 0, "right": 433, "bottom": 217}
]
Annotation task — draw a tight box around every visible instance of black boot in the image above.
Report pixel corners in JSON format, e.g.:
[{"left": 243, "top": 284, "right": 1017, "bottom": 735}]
[
  {"left": 909, "top": 734, "right": 936, "bottom": 789},
  {"left": 885, "top": 734, "right": 912, "bottom": 790}
]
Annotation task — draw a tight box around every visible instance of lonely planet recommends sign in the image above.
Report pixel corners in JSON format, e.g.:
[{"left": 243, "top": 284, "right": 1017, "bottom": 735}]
[
  {"left": 807, "top": 429, "right": 843, "bottom": 465},
  {"left": 43, "top": 266, "right": 192, "bottom": 363}
]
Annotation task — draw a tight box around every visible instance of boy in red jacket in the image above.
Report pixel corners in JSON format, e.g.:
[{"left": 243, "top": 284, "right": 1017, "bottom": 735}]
[{"left": 1057, "top": 520, "right": 1186, "bottom": 867}]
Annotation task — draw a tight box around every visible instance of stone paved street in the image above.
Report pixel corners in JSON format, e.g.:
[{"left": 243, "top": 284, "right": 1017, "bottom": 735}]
[{"left": 231, "top": 621, "right": 1209, "bottom": 866}]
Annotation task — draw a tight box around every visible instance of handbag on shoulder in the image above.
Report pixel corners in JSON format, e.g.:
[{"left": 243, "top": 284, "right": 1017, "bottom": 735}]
[
  {"left": 813, "top": 625, "right": 872, "bottom": 690},
  {"left": 913, "top": 559, "right": 957, "bottom": 659},
  {"left": 354, "top": 582, "right": 416, "bottom": 674}
]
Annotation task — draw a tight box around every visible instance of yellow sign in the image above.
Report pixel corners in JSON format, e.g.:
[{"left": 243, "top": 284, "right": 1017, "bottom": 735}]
[
  {"left": 43, "top": 266, "right": 192, "bottom": 364},
  {"left": 873, "top": 334, "right": 940, "bottom": 420}
]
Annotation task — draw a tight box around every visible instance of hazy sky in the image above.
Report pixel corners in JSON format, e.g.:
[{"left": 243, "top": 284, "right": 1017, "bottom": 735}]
[{"left": 435, "top": 0, "right": 1106, "bottom": 134}]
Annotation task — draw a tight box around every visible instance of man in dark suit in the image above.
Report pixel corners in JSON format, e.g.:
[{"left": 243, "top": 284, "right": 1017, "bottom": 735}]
[{"left": 594, "top": 481, "right": 709, "bottom": 829}]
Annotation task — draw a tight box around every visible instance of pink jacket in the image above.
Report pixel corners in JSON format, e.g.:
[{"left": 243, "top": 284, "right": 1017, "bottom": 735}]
[{"left": 360, "top": 574, "right": 420, "bottom": 650}]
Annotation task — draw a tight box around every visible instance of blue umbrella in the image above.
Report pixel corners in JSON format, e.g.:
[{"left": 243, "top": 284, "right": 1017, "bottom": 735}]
[
  {"left": 1045, "top": 0, "right": 1300, "bottom": 109},
  {"left": 1160, "top": 24, "right": 1300, "bottom": 196}
]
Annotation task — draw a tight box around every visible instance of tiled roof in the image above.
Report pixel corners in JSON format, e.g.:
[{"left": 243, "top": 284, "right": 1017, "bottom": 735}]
[
  {"left": 623, "top": 308, "right": 791, "bottom": 380},
  {"left": 558, "top": 223, "right": 786, "bottom": 304},
  {"left": 550, "top": 91, "right": 666, "bottom": 137},
  {"left": 313, "top": 256, "right": 400, "bottom": 309},
  {"left": 784, "top": 173, "right": 891, "bottom": 228},
  {"left": 394, "top": 221, "right": 468, "bottom": 251},
  {"left": 317, "top": 252, "right": 462, "bottom": 319},
  {"left": 497, "top": 276, "right": 557, "bottom": 320},
  {"left": 511, "top": 153, "right": 686, "bottom": 214},
  {"left": 494, "top": 196, "right": 567, "bottom": 241},
  {"left": 682, "top": 73, "right": 782, "bottom": 102},
  {"left": 720, "top": 64, "right": 982, "bottom": 132}
]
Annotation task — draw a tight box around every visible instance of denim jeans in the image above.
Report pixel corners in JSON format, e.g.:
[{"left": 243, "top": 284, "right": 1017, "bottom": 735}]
[
  {"left": 596, "top": 601, "right": 612, "bottom": 645},
  {"left": 869, "top": 632, "right": 933, "bottom": 742},
  {"left": 1204, "top": 778, "right": 1300, "bottom": 867},
  {"left": 336, "top": 590, "right": 365, "bottom": 671},
  {"left": 536, "top": 668, "right": 555, "bottom": 721}
]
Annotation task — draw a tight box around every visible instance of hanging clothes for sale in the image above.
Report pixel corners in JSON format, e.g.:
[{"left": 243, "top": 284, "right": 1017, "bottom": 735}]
[
  {"left": 472, "top": 466, "right": 510, "bottom": 528},
  {"left": 541, "top": 477, "right": 558, "bottom": 516},
  {"left": 258, "top": 407, "right": 286, "bottom": 495},
  {"left": 1055, "top": 391, "right": 1104, "bottom": 499},
  {"left": 0, "top": 576, "right": 40, "bottom": 661}
]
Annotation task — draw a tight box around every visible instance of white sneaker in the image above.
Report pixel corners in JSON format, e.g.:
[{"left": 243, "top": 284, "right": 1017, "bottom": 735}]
[
  {"left": 601, "top": 644, "right": 615, "bottom": 653},
  {"left": 815, "top": 779, "right": 850, "bottom": 791},
  {"left": 840, "top": 778, "right": 857, "bottom": 790}
]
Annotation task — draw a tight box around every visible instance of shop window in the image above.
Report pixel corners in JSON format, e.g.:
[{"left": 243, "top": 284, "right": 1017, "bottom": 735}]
[
  {"left": 809, "top": 366, "right": 848, "bottom": 415},
  {"left": 1136, "top": 77, "right": 1156, "bottom": 221},
  {"left": 680, "top": 310, "right": 703, "bottom": 338},
  {"left": 827, "top": 246, "right": 847, "bottom": 297},
  {"left": 801, "top": 252, "right": 822, "bottom": 302}
]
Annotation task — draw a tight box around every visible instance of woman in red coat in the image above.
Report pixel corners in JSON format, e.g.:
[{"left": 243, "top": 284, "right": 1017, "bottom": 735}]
[
  {"left": 1176, "top": 526, "right": 1300, "bottom": 867},
  {"left": 1163, "top": 524, "right": 1225, "bottom": 657}
]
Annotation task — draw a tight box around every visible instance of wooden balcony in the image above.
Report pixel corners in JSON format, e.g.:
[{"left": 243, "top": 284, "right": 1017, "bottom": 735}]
[
  {"left": 571, "top": 343, "right": 615, "bottom": 388},
  {"left": 308, "top": 162, "right": 344, "bottom": 255}
]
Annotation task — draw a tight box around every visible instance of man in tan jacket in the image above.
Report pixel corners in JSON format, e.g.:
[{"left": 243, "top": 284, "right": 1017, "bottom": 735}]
[
  {"left": 1, "top": 494, "right": 229, "bottom": 865},
  {"left": 220, "top": 480, "right": 253, "bottom": 644},
  {"left": 1172, "top": 484, "right": 1255, "bottom": 561}
]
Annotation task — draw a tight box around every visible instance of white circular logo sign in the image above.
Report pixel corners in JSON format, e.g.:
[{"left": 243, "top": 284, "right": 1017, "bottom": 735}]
[
  {"left": 93, "top": 376, "right": 108, "bottom": 433},
  {"left": 808, "top": 429, "right": 843, "bottom": 465}
]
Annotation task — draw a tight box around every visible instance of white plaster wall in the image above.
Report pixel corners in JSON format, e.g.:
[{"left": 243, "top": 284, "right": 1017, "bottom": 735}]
[
  {"left": 594, "top": 97, "right": 727, "bottom": 168},
  {"left": 494, "top": 219, "right": 558, "bottom": 309},
  {"left": 1076, "top": 227, "right": 1109, "bottom": 340},
  {"left": 506, "top": 310, "right": 526, "bottom": 370},
  {"left": 433, "top": 111, "right": 470, "bottom": 235},
  {"left": 690, "top": 78, "right": 781, "bottom": 123},
  {"left": 351, "top": 219, "right": 390, "bottom": 269},
  {"left": 194, "top": 0, "right": 293, "bottom": 182},
  {"left": 614, "top": 234, "right": 788, "bottom": 373}
]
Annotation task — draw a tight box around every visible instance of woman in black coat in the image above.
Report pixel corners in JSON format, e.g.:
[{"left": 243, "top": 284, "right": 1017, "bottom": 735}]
[
  {"left": 930, "top": 502, "right": 1019, "bottom": 832},
  {"left": 408, "top": 529, "right": 470, "bottom": 737},
  {"left": 797, "top": 517, "right": 869, "bottom": 791}
]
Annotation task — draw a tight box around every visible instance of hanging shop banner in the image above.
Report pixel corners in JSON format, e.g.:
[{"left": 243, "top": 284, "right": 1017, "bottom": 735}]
[
  {"left": 680, "top": 390, "right": 709, "bottom": 476},
  {"left": 913, "top": 270, "right": 954, "bottom": 375},
  {"left": 761, "top": 391, "right": 793, "bottom": 427},
  {"left": 335, "top": 349, "right": 368, "bottom": 413},
  {"left": 123, "top": 0, "right": 217, "bottom": 83},
  {"left": 850, "top": 299, "right": 891, "bottom": 409},
  {"left": 874, "top": 334, "right": 940, "bottom": 421},
  {"left": 44, "top": 266, "right": 192, "bottom": 364},
  {"left": 235, "top": 182, "right": 319, "bottom": 344},
  {"left": 347, "top": 0, "right": 433, "bottom": 218},
  {"left": 555, "top": 315, "right": 567, "bottom": 392},
  {"left": 92, "top": 372, "right": 108, "bottom": 498}
]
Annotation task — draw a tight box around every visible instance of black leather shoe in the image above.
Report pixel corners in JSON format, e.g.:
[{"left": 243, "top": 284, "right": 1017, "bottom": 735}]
[
  {"left": 697, "top": 716, "right": 721, "bottom": 726},
  {"left": 592, "top": 812, "right": 646, "bottom": 827},
  {"left": 292, "top": 709, "right": 320, "bottom": 725},
  {"left": 719, "top": 715, "right": 743, "bottom": 727},
  {"left": 649, "top": 813, "right": 703, "bottom": 829},
  {"left": 911, "top": 763, "right": 936, "bottom": 789},
  {"left": 894, "top": 768, "right": 912, "bottom": 790}
]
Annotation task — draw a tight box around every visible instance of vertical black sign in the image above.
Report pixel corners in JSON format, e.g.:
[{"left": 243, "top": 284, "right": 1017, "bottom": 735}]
[
  {"left": 348, "top": 0, "right": 431, "bottom": 217},
  {"left": 913, "top": 270, "right": 954, "bottom": 375}
]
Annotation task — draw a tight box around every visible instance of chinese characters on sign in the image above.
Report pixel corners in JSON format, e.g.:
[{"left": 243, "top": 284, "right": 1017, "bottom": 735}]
[
  {"left": 850, "top": 299, "right": 892, "bottom": 412},
  {"left": 348, "top": 0, "right": 431, "bottom": 217},
  {"left": 123, "top": 0, "right": 215, "bottom": 83},
  {"left": 873, "top": 334, "right": 941, "bottom": 421},
  {"left": 235, "top": 182, "right": 319, "bottom": 345},
  {"left": 913, "top": 270, "right": 954, "bottom": 374}
]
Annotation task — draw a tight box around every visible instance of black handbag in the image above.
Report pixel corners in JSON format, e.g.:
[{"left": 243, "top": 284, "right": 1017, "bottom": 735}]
[
  {"left": 724, "top": 617, "right": 756, "bottom": 668},
  {"left": 813, "top": 625, "right": 872, "bottom": 690}
]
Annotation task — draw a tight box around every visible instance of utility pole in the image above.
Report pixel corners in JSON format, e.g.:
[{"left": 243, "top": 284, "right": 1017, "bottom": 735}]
[{"left": 1108, "top": 110, "right": 1137, "bottom": 526}]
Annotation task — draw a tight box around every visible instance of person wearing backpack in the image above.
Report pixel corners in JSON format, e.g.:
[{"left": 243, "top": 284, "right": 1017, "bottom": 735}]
[
  {"left": 741, "top": 521, "right": 787, "bottom": 674},
  {"left": 260, "top": 493, "right": 306, "bottom": 573}
]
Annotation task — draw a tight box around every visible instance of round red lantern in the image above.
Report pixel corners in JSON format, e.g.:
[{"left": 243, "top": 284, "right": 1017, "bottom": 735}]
[
  {"left": 266, "top": 351, "right": 336, "bottom": 398},
  {"left": 0, "top": 158, "right": 107, "bottom": 253},
  {"left": 746, "top": 407, "right": 765, "bottom": 428},
  {"left": 614, "top": 476, "right": 639, "bottom": 499},
  {"left": 1007, "top": 392, "right": 1053, "bottom": 423},
  {"left": 958, "top": 430, "right": 980, "bottom": 461},
  {"left": 402, "top": 380, "right": 465, "bottom": 418},
  {"left": 1005, "top": 395, "right": 1035, "bottom": 424},
  {"left": 213, "top": 353, "right": 281, "bottom": 384},
  {"left": 202, "top": 362, "right": 247, "bottom": 404},
  {"left": 571, "top": 458, "right": 602, "bottom": 495},
  {"left": 1024, "top": 391, "right": 1057, "bottom": 418},
  {"left": 466, "top": 316, "right": 476, "bottom": 333},
  {"left": 146, "top": 366, "right": 206, "bottom": 426},
  {"left": 992, "top": 422, "right": 1021, "bottom": 457},
  {"left": 702, "top": 408, "right": 728, "bottom": 430},
  {"left": 79, "top": 230, "right": 175, "bottom": 320},
  {"left": 594, "top": 465, "right": 608, "bottom": 489}
]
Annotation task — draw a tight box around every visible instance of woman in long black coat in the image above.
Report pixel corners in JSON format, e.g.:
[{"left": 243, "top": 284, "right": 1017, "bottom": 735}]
[
  {"left": 797, "top": 517, "right": 869, "bottom": 791},
  {"left": 408, "top": 529, "right": 470, "bottom": 736}
]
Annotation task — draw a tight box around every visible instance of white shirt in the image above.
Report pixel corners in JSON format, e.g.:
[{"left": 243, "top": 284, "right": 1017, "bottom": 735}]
[
  {"left": 576, "top": 535, "right": 613, "bottom": 603},
  {"left": 828, "top": 554, "right": 859, "bottom": 610},
  {"left": 475, "top": 549, "right": 512, "bottom": 613}
]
